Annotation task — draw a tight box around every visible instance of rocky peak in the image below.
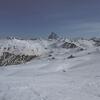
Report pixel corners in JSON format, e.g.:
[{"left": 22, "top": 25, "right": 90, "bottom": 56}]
[{"left": 48, "top": 32, "right": 59, "bottom": 40}]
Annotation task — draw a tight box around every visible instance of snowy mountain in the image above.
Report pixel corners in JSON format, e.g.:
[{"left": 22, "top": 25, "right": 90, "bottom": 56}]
[
  {"left": 0, "top": 37, "right": 98, "bottom": 66},
  {"left": 48, "top": 32, "right": 59, "bottom": 40},
  {"left": 0, "top": 36, "right": 100, "bottom": 100},
  {"left": 0, "top": 38, "right": 47, "bottom": 56},
  {"left": 0, "top": 38, "right": 49, "bottom": 66}
]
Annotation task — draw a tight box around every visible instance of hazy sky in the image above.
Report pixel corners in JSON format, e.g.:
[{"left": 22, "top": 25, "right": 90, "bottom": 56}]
[{"left": 0, "top": 0, "right": 100, "bottom": 38}]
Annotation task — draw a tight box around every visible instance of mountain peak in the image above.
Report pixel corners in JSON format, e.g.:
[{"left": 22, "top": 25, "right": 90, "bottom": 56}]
[{"left": 48, "top": 32, "right": 59, "bottom": 40}]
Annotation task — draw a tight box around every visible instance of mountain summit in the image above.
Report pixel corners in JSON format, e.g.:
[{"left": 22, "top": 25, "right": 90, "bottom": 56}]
[{"left": 48, "top": 32, "right": 59, "bottom": 40}]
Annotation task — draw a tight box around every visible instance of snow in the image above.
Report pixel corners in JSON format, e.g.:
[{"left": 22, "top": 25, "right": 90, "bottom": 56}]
[
  {"left": 0, "top": 38, "right": 100, "bottom": 100},
  {"left": 77, "top": 39, "right": 95, "bottom": 48},
  {"left": 0, "top": 38, "right": 47, "bottom": 56}
]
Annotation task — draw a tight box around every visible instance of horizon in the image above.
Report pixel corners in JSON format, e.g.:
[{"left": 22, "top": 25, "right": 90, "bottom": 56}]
[{"left": 0, "top": 32, "right": 100, "bottom": 40}]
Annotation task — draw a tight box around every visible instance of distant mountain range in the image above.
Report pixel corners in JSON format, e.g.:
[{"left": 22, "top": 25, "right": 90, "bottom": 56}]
[{"left": 0, "top": 33, "right": 100, "bottom": 66}]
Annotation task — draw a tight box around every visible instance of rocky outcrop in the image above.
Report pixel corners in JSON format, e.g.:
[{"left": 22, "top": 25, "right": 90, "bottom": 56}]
[
  {"left": 91, "top": 38, "right": 100, "bottom": 46},
  {"left": 0, "top": 52, "right": 36, "bottom": 66},
  {"left": 48, "top": 32, "right": 59, "bottom": 40},
  {"left": 62, "top": 42, "right": 77, "bottom": 49},
  {"left": 67, "top": 55, "right": 75, "bottom": 59}
]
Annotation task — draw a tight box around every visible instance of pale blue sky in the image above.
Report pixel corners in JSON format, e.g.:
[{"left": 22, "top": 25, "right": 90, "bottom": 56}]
[{"left": 0, "top": 0, "right": 100, "bottom": 38}]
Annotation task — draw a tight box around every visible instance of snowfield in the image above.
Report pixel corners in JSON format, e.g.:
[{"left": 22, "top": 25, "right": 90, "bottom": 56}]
[
  {"left": 0, "top": 38, "right": 47, "bottom": 56},
  {"left": 0, "top": 38, "right": 100, "bottom": 100}
]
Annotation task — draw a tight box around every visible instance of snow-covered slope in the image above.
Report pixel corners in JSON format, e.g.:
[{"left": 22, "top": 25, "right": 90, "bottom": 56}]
[
  {"left": 0, "top": 38, "right": 95, "bottom": 56},
  {"left": 0, "top": 38, "right": 51, "bottom": 66},
  {"left": 76, "top": 39, "right": 95, "bottom": 48},
  {"left": 0, "top": 37, "right": 100, "bottom": 100},
  {"left": 0, "top": 38, "right": 47, "bottom": 56}
]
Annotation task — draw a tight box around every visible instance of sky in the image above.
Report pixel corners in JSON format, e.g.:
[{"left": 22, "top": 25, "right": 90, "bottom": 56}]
[{"left": 0, "top": 0, "right": 100, "bottom": 38}]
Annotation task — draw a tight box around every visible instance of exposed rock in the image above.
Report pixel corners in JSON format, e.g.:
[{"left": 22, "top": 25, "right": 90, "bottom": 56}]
[
  {"left": 62, "top": 69, "right": 66, "bottom": 72},
  {"left": 0, "top": 52, "right": 36, "bottom": 66},
  {"left": 48, "top": 54, "right": 52, "bottom": 57},
  {"left": 51, "top": 57, "right": 55, "bottom": 59},
  {"left": 48, "top": 32, "right": 59, "bottom": 40},
  {"left": 67, "top": 55, "right": 75, "bottom": 59},
  {"left": 90, "top": 37, "right": 100, "bottom": 46},
  {"left": 62, "top": 42, "right": 77, "bottom": 49},
  {"left": 95, "top": 41, "right": 100, "bottom": 46},
  {"left": 76, "top": 48, "right": 84, "bottom": 52}
]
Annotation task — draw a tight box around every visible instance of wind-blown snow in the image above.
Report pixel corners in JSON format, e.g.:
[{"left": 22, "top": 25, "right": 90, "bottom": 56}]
[{"left": 0, "top": 38, "right": 100, "bottom": 100}]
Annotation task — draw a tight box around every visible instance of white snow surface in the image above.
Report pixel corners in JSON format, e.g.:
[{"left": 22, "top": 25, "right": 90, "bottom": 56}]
[
  {"left": 0, "top": 38, "right": 48, "bottom": 56},
  {"left": 0, "top": 38, "right": 100, "bottom": 100}
]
